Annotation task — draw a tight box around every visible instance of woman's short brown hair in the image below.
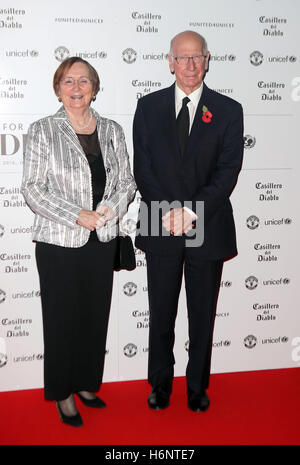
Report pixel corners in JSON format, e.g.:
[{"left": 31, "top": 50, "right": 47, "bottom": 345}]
[{"left": 53, "top": 57, "right": 100, "bottom": 97}]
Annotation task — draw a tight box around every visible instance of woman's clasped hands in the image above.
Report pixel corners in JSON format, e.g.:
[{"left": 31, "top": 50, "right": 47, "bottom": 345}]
[{"left": 76, "top": 205, "right": 115, "bottom": 231}]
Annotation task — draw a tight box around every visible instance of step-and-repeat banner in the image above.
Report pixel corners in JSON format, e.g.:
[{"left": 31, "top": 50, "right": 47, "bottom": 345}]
[{"left": 1, "top": 0, "right": 299, "bottom": 391}]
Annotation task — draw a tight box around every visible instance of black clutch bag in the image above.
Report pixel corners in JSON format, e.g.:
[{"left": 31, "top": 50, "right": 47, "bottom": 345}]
[{"left": 114, "top": 235, "right": 136, "bottom": 271}]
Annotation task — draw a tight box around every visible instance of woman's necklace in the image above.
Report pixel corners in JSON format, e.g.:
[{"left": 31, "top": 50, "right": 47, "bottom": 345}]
[{"left": 72, "top": 112, "right": 93, "bottom": 131}]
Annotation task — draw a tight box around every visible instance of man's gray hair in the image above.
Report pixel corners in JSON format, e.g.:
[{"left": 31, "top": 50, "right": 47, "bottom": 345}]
[{"left": 169, "top": 30, "right": 208, "bottom": 58}]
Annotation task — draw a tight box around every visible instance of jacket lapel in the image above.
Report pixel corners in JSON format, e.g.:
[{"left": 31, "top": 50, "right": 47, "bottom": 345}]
[
  {"left": 162, "top": 84, "right": 182, "bottom": 160},
  {"left": 97, "top": 114, "right": 112, "bottom": 167},
  {"left": 53, "top": 106, "right": 88, "bottom": 163}
]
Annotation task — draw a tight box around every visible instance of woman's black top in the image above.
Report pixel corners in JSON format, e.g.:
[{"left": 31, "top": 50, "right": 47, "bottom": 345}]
[{"left": 77, "top": 128, "right": 106, "bottom": 241}]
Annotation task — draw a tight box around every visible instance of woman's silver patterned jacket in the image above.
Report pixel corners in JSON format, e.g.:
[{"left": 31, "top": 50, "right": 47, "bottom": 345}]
[{"left": 21, "top": 106, "right": 136, "bottom": 247}]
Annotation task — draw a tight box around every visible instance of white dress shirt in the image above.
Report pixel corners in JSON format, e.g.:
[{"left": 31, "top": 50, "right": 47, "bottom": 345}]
[
  {"left": 175, "top": 83, "right": 203, "bottom": 219},
  {"left": 175, "top": 83, "right": 203, "bottom": 133}
]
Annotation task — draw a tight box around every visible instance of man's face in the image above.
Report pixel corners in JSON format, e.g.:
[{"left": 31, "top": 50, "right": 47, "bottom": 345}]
[{"left": 168, "top": 33, "right": 210, "bottom": 95}]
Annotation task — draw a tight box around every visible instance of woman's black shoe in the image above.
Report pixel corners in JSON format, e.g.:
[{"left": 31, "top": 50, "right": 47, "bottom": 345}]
[
  {"left": 76, "top": 392, "right": 106, "bottom": 408},
  {"left": 56, "top": 401, "right": 83, "bottom": 427}
]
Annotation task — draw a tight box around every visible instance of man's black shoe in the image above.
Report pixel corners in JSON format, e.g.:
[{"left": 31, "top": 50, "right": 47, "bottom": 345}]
[
  {"left": 147, "top": 387, "right": 170, "bottom": 410},
  {"left": 187, "top": 390, "right": 210, "bottom": 412}
]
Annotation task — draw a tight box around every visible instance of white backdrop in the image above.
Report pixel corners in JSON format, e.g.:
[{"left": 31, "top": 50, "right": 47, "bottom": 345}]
[{"left": 0, "top": 0, "right": 299, "bottom": 392}]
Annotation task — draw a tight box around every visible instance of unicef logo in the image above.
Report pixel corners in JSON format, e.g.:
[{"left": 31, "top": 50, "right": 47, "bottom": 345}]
[
  {"left": 0, "top": 290, "right": 6, "bottom": 304},
  {"left": 246, "top": 215, "right": 260, "bottom": 230},
  {"left": 122, "top": 48, "right": 137, "bottom": 64},
  {"left": 250, "top": 50, "right": 263, "bottom": 66},
  {"left": 55, "top": 46, "right": 70, "bottom": 62},
  {"left": 123, "top": 282, "right": 137, "bottom": 296},
  {"left": 244, "top": 335, "right": 257, "bottom": 349},
  {"left": 123, "top": 343, "right": 137, "bottom": 357},
  {"left": 0, "top": 225, "right": 4, "bottom": 238},
  {"left": 244, "top": 134, "right": 256, "bottom": 149},
  {"left": 245, "top": 276, "right": 258, "bottom": 290}
]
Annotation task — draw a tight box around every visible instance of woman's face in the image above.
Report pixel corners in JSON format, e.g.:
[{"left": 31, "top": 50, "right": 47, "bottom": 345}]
[{"left": 57, "top": 62, "right": 94, "bottom": 112}]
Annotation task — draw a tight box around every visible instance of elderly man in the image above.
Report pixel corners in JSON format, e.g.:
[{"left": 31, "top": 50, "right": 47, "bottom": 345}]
[{"left": 133, "top": 31, "right": 243, "bottom": 412}]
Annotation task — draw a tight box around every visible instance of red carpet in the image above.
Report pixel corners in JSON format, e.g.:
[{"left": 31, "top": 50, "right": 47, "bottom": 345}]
[{"left": 0, "top": 368, "right": 299, "bottom": 446}]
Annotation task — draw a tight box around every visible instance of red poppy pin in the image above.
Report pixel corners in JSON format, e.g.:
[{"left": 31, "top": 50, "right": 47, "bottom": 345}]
[{"left": 202, "top": 105, "right": 213, "bottom": 123}]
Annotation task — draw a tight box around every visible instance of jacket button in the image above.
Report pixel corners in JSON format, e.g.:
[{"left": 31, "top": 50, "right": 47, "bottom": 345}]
[
  {"left": 107, "top": 168, "right": 111, "bottom": 172},
  {"left": 104, "top": 195, "right": 108, "bottom": 200}
]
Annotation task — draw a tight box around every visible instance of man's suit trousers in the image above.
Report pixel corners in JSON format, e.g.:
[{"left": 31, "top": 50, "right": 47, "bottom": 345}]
[{"left": 145, "top": 248, "right": 223, "bottom": 395}]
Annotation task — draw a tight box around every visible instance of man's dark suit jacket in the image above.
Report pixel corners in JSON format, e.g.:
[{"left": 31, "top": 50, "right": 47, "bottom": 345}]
[{"left": 133, "top": 82, "right": 244, "bottom": 260}]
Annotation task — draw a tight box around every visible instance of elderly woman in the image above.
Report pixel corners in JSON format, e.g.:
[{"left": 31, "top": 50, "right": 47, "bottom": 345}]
[{"left": 21, "top": 57, "right": 136, "bottom": 427}]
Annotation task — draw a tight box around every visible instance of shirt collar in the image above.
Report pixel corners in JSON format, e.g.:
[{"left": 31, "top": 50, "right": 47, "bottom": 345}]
[{"left": 175, "top": 82, "right": 203, "bottom": 109}]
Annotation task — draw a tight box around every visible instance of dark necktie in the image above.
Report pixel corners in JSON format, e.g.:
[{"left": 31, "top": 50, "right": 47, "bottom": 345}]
[{"left": 176, "top": 96, "right": 190, "bottom": 155}]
